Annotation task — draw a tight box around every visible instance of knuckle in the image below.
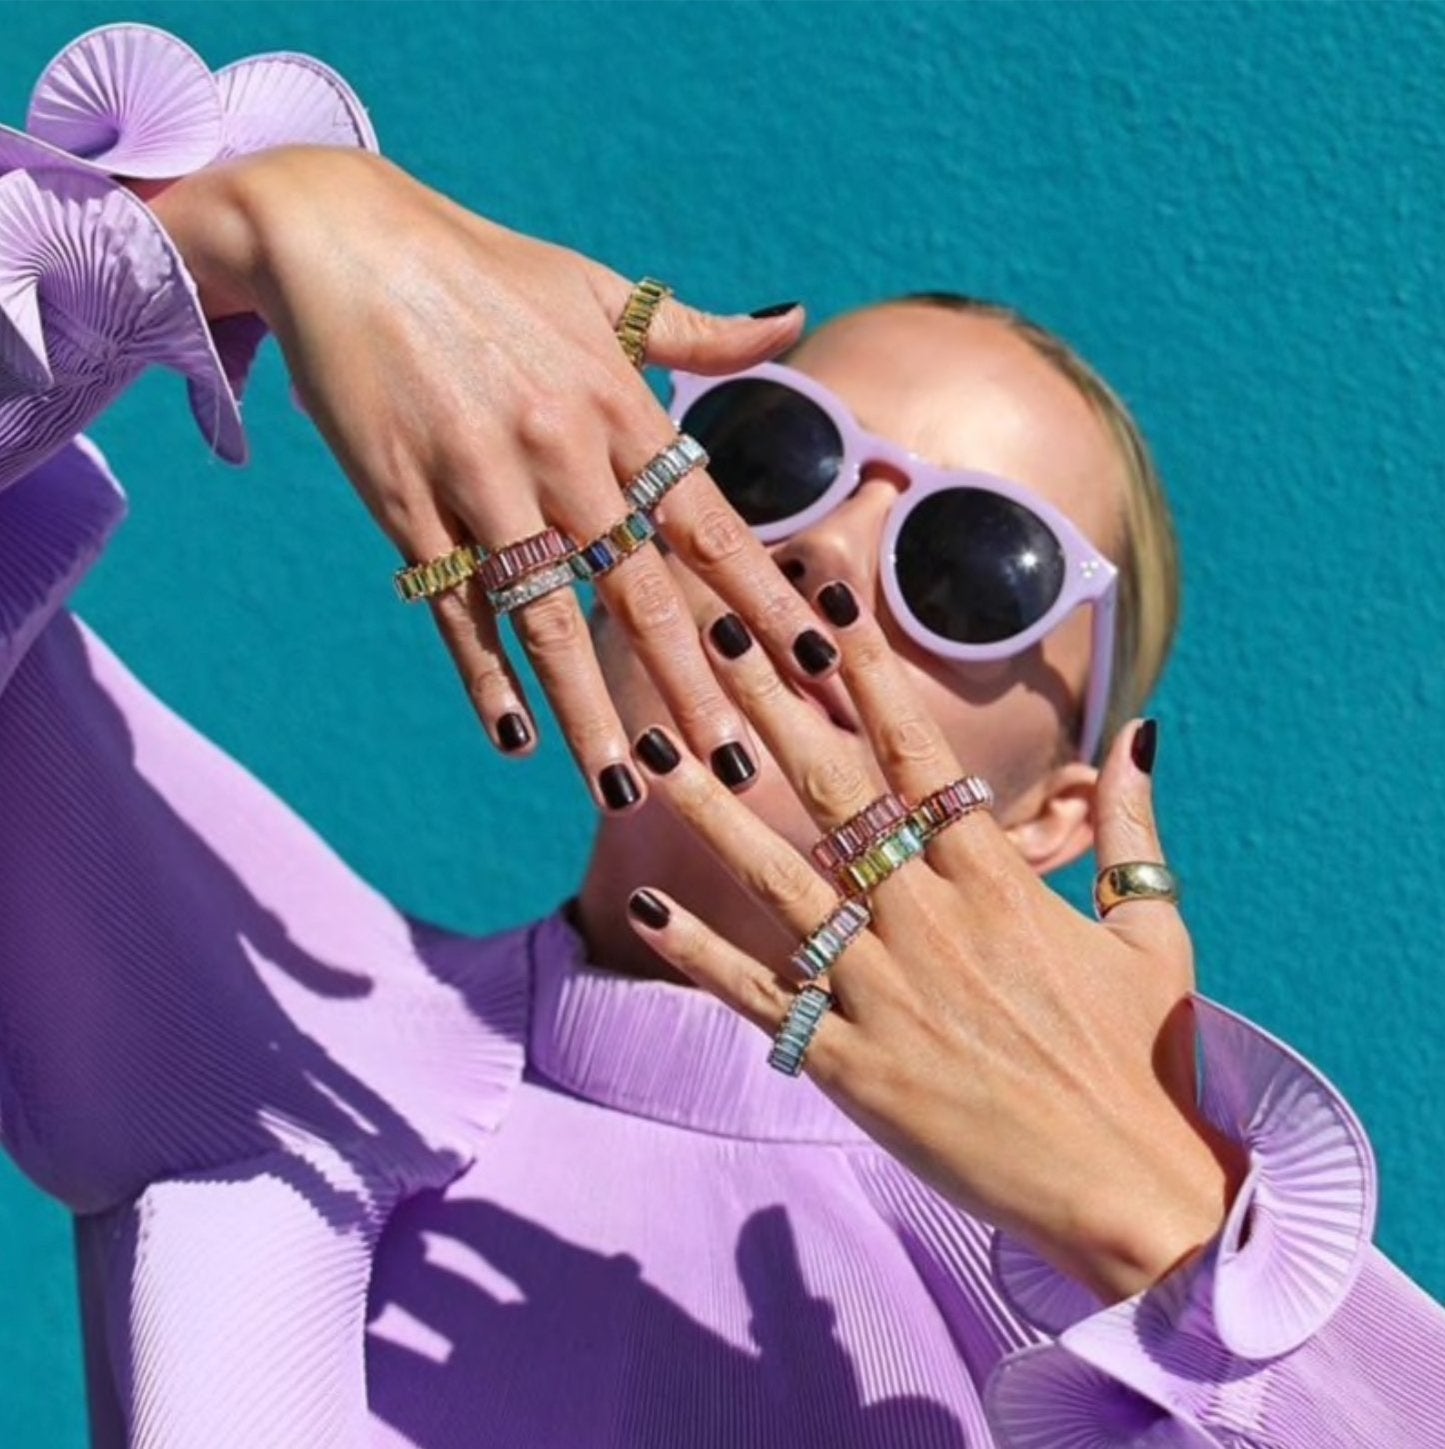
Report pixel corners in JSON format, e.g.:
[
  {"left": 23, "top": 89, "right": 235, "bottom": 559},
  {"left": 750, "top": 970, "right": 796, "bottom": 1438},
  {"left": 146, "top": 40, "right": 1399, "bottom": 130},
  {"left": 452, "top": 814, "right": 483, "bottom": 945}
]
[
  {"left": 612, "top": 569, "right": 684, "bottom": 634},
  {"left": 668, "top": 690, "right": 733, "bottom": 739},
  {"left": 513, "top": 594, "right": 583, "bottom": 652},
  {"left": 514, "top": 396, "right": 574, "bottom": 457},
  {"left": 799, "top": 756, "right": 871, "bottom": 818},
  {"left": 751, "top": 590, "right": 800, "bottom": 641},
  {"left": 685, "top": 508, "right": 750, "bottom": 570},
  {"left": 736, "top": 665, "right": 789, "bottom": 709},
  {"left": 740, "top": 971, "right": 792, "bottom": 1024},
  {"left": 846, "top": 635, "right": 892, "bottom": 676},
  {"left": 1108, "top": 792, "right": 1156, "bottom": 843},
  {"left": 876, "top": 716, "right": 941, "bottom": 771},
  {"left": 745, "top": 851, "right": 816, "bottom": 914},
  {"left": 429, "top": 587, "right": 476, "bottom": 630},
  {"left": 462, "top": 660, "right": 510, "bottom": 708}
]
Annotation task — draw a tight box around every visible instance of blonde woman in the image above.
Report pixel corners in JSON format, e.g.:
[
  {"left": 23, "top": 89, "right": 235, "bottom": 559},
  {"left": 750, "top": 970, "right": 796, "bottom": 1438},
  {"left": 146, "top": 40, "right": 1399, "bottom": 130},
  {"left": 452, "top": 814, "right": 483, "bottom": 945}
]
[{"left": 1, "top": 23, "right": 1439, "bottom": 1448}]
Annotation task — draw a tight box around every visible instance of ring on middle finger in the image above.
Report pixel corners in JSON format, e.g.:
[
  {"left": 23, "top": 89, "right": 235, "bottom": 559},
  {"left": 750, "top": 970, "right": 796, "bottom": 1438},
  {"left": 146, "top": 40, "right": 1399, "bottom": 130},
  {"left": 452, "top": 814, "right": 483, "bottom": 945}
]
[
  {"left": 569, "top": 508, "right": 658, "bottom": 582},
  {"left": 475, "top": 526, "right": 574, "bottom": 596},
  {"left": 836, "top": 818, "right": 928, "bottom": 896}
]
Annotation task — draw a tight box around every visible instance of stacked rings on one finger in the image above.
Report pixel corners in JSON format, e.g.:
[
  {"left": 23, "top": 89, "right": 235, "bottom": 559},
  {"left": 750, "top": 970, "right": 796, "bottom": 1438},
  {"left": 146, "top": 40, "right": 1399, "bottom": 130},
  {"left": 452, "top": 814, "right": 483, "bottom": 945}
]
[
  {"left": 615, "top": 277, "right": 673, "bottom": 369},
  {"left": 393, "top": 543, "right": 481, "bottom": 603},
  {"left": 791, "top": 898, "right": 872, "bottom": 982},
  {"left": 909, "top": 775, "right": 995, "bottom": 842},
  {"left": 811, "top": 793, "right": 909, "bottom": 879},
  {"left": 767, "top": 984, "right": 834, "bottom": 1077},
  {"left": 475, "top": 527, "right": 574, "bottom": 597},
  {"left": 622, "top": 433, "right": 709, "bottom": 514},
  {"left": 569, "top": 510, "right": 658, "bottom": 582},
  {"left": 489, "top": 560, "right": 579, "bottom": 616},
  {"left": 837, "top": 818, "right": 928, "bottom": 895}
]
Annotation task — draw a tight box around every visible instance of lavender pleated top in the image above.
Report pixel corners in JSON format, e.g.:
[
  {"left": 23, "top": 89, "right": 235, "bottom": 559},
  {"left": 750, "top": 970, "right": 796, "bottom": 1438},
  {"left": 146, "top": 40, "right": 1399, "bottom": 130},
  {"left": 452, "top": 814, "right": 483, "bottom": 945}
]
[{"left": 1, "top": 23, "right": 1443, "bottom": 1449}]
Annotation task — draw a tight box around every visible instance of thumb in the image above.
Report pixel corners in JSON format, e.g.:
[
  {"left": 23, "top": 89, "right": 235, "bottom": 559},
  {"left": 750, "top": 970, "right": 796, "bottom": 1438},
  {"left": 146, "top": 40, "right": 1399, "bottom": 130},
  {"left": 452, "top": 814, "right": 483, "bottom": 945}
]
[
  {"left": 643, "top": 296, "right": 806, "bottom": 373},
  {"left": 1093, "top": 718, "right": 1184, "bottom": 946}
]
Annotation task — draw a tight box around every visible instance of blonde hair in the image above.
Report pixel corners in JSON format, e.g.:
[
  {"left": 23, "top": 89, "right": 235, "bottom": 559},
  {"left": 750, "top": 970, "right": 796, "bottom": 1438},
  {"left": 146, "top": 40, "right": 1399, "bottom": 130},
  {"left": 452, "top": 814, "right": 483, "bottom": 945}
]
[{"left": 901, "top": 293, "right": 1181, "bottom": 761}]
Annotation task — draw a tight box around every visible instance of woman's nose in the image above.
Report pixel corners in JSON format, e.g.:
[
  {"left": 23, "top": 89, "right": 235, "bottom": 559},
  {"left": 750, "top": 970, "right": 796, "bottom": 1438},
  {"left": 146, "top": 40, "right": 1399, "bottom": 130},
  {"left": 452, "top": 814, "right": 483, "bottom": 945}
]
[{"left": 772, "top": 472, "right": 902, "bottom": 601}]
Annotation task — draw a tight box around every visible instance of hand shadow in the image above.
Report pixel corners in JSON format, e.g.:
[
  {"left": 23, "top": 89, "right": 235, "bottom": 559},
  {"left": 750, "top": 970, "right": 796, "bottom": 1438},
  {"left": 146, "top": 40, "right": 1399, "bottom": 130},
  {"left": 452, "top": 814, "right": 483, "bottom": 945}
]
[{"left": 366, "top": 1196, "right": 969, "bottom": 1447}]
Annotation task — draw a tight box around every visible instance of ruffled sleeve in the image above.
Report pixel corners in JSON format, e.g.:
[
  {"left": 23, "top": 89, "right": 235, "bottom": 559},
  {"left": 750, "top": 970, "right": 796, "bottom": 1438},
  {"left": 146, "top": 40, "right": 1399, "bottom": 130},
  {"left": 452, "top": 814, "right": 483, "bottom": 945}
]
[
  {"left": 0, "top": 22, "right": 377, "bottom": 691},
  {"left": 983, "top": 995, "right": 1445, "bottom": 1446}
]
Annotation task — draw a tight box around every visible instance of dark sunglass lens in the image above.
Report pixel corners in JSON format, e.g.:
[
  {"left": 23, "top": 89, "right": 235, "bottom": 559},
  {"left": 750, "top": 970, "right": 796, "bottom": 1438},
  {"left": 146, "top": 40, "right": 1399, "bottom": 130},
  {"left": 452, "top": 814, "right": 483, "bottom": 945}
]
[
  {"left": 681, "top": 380, "right": 843, "bottom": 526},
  {"left": 893, "top": 490, "right": 1067, "bottom": 644}
]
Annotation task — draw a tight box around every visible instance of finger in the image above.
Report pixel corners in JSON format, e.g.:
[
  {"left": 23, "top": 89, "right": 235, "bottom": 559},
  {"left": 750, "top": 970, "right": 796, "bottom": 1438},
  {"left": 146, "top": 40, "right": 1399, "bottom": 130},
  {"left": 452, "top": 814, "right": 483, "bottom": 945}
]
[
  {"left": 506, "top": 584, "right": 646, "bottom": 814},
  {"left": 589, "top": 267, "right": 806, "bottom": 373},
  {"left": 454, "top": 410, "right": 760, "bottom": 789},
  {"left": 600, "top": 401, "right": 844, "bottom": 689},
  {"left": 1093, "top": 718, "right": 1185, "bottom": 948},
  {"left": 624, "top": 885, "right": 851, "bottom": 1085},
  {"left": 813, "top": 581, "right": 1010, "bottom": 882},
  {"left": 700, "top": 610, "right": 885, "bottom": 831},
  {"left": 427, "top": 578, "right": 537, "bottom": 755},
  {"left": 631, "top": 726, "right": 886, "bottom": 1006},
  {"left": 389, "top": 493, "right": 539, "bottom": 756}
]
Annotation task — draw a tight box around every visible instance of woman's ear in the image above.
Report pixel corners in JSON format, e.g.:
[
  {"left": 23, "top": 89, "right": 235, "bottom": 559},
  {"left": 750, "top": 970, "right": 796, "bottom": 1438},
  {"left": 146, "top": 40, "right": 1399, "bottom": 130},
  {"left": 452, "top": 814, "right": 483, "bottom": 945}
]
[{"left": 1000, "top": 760, "right": 1099, "bottom": 875}]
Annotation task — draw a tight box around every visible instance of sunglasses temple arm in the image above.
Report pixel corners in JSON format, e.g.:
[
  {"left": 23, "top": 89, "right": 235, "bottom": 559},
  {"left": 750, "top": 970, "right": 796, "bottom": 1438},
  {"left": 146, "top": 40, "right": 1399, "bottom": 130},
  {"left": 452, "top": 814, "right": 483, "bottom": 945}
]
[{"left": 1079, "top": 579, "right": 1119, "bottom": 764}]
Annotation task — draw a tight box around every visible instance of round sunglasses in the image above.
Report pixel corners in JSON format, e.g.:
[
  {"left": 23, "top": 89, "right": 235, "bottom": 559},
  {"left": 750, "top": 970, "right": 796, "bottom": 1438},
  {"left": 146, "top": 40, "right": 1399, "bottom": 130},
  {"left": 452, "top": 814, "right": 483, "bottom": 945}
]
[{"left": 668, "top": 361, "right": 1119, "bottom": 762}]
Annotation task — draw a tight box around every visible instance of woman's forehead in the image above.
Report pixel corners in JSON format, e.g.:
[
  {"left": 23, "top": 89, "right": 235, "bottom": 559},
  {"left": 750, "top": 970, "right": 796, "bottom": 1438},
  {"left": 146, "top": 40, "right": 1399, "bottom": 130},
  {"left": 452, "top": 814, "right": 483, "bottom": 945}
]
[{"left": 788, "top": 304, "right": 1126, "bottom": 548}]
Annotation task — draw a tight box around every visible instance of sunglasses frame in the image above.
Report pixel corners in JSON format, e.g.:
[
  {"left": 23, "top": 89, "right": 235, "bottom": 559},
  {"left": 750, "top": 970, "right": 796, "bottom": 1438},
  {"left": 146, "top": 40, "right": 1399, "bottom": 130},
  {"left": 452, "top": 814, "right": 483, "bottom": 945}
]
[{"left": 668, "top": 360, "right": 1119, "bottom": 762}]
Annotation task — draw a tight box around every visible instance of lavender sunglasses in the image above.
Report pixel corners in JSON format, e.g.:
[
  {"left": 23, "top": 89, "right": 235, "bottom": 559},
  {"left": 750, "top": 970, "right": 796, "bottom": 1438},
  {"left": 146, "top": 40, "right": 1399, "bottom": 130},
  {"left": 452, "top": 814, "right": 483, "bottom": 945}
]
[{"left": 668, "top": 361, "right": 1119, "bottom": 762}]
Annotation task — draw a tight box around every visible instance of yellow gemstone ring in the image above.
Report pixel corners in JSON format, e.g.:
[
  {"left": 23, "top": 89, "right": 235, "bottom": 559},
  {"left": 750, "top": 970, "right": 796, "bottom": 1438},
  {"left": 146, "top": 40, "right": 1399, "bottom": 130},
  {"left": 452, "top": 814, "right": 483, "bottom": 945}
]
[
  {"left": 393, "top": 543, "right": 480, "bottom": 603},
  {"left": 615, "top": 277, "right": 673, "bottom": 369}
]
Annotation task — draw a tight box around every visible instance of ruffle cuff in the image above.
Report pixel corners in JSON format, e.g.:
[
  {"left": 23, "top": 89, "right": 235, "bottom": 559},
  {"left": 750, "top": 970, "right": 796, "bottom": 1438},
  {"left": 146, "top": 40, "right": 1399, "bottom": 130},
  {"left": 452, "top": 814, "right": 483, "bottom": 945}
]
[
  {"left": 984, "top": 993, "right": 1377, "bottom": 1446},
  {"left": 0, "top": 22, "right": 376, "bottom": 488}
]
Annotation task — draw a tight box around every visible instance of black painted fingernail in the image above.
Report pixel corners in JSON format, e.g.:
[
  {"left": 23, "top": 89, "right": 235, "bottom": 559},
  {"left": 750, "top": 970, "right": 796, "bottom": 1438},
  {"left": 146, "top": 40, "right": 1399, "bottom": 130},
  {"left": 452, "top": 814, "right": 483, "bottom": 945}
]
[
  {"left": 1131, "top": 718, "right": 1158, "bottom": 774},
  {"left": 497, "top": 712, "right": 532, "bottom": 753},
  {"left": 598, "top": 763, "right": 641, "bottom": 810},
  {"left": 709, "top": 613, "right": 753, "bottom": 660},
  {"left": 749, "top": 301, "right": 800, "bottom": 318},
  {"left": 793, "top": 629, "right": 838, "bottom": 676},
  {"left": 780, "top": 558, "right": 806, "bottom": 583},
  {"left": 628, "top": 888, "right": 671, "bottom": 929},
  {"left": 711, "top": 741, "right": 757, "bottom": 791},
  {"left": 636, "top": 728, "right": 680, "bottom": 775},
  {"left": 817, "top": 581, "right": 858, "bottom": 627}
]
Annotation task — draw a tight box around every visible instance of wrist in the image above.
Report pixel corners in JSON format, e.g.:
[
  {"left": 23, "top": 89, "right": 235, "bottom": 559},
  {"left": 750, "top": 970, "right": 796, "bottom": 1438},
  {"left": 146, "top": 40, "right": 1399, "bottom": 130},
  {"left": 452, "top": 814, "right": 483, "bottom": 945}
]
[
  {"left": 1059, "top": 1116, "right": 1249, "bottom": 1304},
  {"left": 142, "top": 161, "right": 268, "bottom": 322}
]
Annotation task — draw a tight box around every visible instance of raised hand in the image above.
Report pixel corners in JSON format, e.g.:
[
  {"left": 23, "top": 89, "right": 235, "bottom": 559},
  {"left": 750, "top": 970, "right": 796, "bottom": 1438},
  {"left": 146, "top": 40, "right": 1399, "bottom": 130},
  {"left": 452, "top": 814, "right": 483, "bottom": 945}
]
[
  {"left": 626, "top": 580, "right": 1245, "bottom": 1303},
  {"left": 145, "top": 145, "right": 839, "bottom": 809}
]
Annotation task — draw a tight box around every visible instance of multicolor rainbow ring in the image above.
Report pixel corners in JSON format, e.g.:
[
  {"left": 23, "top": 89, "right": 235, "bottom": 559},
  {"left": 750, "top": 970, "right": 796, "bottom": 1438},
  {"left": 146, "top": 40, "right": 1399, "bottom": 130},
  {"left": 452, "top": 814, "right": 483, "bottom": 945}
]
[
  {"left": 615, "top": 278, "right": 673, "bottom": 369},
  {"left": 837, "top": 818, "right": 928, "bottom": 895},
  {"left": 475, "top": 527, "right": 574, "bottom": 595},
  {"left": 623, "top": 433, "right": 709, "bottom": 514},
  {"left": 393, "top": 542, "right": 479, "bottom": 603},
  {"left": 487, "top": 559, "right": 578, "bottom": 616},
  {"left": 910, "top": 775, "right": 995, "bottom": 842},
  {"left": 790, "top": 898, "right": 872, "bottom": 982},
  {"left": 811, "top": 793, "right": 909, "bottom": 878},
  {"left": 767, "top": 984, "right": 834, "bottom": 1077},
  {"left": 569, "top": 510, "right": 658, "bottom": 582}
]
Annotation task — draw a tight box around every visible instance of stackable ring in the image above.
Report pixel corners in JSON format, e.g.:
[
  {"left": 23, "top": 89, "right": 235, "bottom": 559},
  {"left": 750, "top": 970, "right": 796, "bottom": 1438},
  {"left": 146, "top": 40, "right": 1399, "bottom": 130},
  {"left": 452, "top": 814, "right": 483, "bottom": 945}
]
[
  {"left": 790, "top": 898, "right": 872, "bottom": 982},
  {"left": 615, "top": 277, "right": 673, "bottom": 369},
  {"left": 767, "top": 984, "right": 834, "bottom": 1077},
  {"left": 910, "top": 775, "right": 995, "bottom": 842},
  {"left": 811, "top": 794, "right": 909, "bottom": 878},
  {"left": 837, "top": 819, "right": 928, "bottom": 896},
  {"left": 475, "top": 527, "right": 574, "bottom": 595},
  {"left": 1093, "top": 861, "right": 1180, "bottom": 919},
  {"left": 394, "top": 543, "right": 480, "bottom": 603},
  {"left": 622, "top": 433, "right": 709, "bottom": 514},
  {"left": 569, "top": 510, "right": 658, "bottom": 582},
  {"left": 488, "top": 560, "right": 578, "bottom": 616}
]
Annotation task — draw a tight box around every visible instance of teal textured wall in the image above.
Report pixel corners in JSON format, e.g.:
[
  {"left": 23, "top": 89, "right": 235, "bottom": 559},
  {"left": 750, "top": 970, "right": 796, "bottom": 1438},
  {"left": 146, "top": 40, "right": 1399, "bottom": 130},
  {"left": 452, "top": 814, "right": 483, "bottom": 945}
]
[{"left": 4, "top": 2, "right": 1445, "bottom": 1441}]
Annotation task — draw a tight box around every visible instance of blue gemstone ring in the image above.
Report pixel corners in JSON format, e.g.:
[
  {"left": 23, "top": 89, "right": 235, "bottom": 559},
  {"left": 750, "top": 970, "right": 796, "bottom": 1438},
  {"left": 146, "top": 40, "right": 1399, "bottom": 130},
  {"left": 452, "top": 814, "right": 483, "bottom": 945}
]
[
  {"left": 767, "top": 984, "right": 834, "bottom": 1077},
  {"left": 570, "top": 509, "right": 658, "bottom": 582}
]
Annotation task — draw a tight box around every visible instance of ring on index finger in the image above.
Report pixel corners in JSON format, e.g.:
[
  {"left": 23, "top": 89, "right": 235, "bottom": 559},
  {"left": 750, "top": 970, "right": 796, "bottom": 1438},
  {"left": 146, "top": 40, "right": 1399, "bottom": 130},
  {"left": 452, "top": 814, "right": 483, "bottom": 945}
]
[{"left": 615, "top": 277, "right": 673, "bottom": 369}]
